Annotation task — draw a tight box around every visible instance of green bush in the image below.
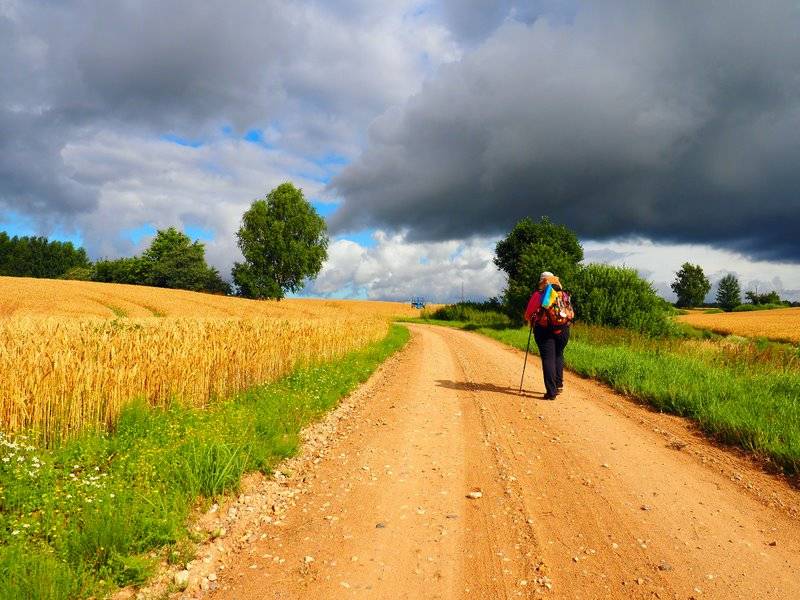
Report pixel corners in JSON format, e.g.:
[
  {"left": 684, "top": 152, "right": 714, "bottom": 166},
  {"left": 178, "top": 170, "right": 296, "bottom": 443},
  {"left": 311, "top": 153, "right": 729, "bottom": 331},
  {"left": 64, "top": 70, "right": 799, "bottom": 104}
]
[
  {"left": 424, "top": 301, "right": 511, "bottom": 327},
  {"left": 60, "top": 266, "right": 93, "bottom": 281},
  {"left": 732, "top": 303, "right": 786, "bottom": 312},
  {"left": 570, "top": 264, "right": 672, "bottom": 336}
]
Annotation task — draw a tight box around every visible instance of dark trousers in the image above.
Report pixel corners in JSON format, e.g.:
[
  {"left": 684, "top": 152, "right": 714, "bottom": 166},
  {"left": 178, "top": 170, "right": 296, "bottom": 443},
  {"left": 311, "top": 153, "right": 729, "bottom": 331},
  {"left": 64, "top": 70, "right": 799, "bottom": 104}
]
[{"left": 534, "top": 325, "right": 570, "bottom": 396}]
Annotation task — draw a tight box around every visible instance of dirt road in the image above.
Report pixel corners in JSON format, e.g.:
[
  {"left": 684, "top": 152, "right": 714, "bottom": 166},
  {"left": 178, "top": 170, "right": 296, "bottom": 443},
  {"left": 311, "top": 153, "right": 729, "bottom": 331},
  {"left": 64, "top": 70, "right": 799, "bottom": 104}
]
[{"left": 211, "top": 324, "right": 800, "bottom": 599}]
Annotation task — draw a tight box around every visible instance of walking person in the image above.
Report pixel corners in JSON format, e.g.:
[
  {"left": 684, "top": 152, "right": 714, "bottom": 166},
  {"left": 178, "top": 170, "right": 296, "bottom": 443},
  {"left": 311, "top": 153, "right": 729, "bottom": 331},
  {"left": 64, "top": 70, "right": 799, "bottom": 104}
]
[{"left": 523, "top": 272, "right": 574, "bottom": 400}]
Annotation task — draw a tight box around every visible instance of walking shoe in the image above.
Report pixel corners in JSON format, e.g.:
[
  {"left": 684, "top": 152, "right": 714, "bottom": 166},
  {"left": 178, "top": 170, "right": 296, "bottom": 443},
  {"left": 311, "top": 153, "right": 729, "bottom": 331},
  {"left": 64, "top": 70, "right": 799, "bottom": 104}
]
[{"left": 542, "top": 392, "right": 557, "bottom": 400}]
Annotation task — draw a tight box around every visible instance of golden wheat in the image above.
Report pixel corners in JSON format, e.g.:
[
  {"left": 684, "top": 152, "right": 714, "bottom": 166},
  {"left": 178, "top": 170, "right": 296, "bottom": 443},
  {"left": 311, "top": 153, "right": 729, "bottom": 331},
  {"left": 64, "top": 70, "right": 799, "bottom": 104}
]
[
  {"left": 0, "top": 276, "right": 425, "bottom": 319},
  {"left": 0, "top": 277, "right": 421, "bottom": 444},
  {"left": 677, "top": 307, "right": 800, "bottom": 343}
]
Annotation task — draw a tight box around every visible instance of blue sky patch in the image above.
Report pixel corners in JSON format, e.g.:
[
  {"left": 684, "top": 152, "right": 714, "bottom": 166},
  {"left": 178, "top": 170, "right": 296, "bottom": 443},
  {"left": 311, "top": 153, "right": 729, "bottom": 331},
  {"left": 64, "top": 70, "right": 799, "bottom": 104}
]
[
  {"left": 312, "top": 200, "right": 338, "bottom": 218},
  {"left": 0, "top": 210, "right": 84, "bottom": 246},
  {"left": 161, "top": 133, "right": 204, "bottom": 148},
  {"left": 313, "top": 202, "right": 377, "bottom": 248},
  {"left": 243, "top": 129, "right": 264, "bottom": 144},
  {"left": 184, "top": 225, "right": 214, "bottom": 242},
  {"left": 122, "top": 223, "right": 157, "bottom": 245},
  {"left": 336, "top": 228, "right": 376, "bottom": 248}
]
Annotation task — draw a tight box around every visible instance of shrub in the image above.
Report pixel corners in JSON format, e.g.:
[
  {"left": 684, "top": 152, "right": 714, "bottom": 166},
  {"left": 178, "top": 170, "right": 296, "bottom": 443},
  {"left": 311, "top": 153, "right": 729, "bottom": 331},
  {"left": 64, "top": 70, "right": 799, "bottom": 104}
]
[
  {"left": 732, "top": 303, "right": 786, "bottom": 312},
  {"left": 570, "top": 264, "right": 672, "bottom": 336},
  {"left": 424, "top": 301, "right": 511, "bottom": 327}
]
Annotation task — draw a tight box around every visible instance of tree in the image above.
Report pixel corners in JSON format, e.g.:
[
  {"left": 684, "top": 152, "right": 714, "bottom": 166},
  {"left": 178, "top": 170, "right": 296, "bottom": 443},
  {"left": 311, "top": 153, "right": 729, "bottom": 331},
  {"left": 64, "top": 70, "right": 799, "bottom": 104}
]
[
  {"left": 494, "top": 217, "right": 583, "bottom": 281},
  {"left": 494, "top": 217, "right": 583, "bottom": 317},
  {"left": 141, "top": 227, "right": 228, "bottom": 292},
  {"left": 91, "top": 227, "right": 230, "bottom": 294},
  {"left": 503, "top": 242, "right": 582, "bottom": 317},
  {"left": 745, "top": 289, "right": 782, "bottom": 305},
  {"left": 232, "top": 183, "right": 328, "bottom": 299},
  {"left": 671, "top": 263, "right": 710, "bottom": 308},
  {"left": 0, "top": 232, "right": 90, "bottom": 279},
  {"left": 715, "top": 274, "right": 741, "bottom": 312}
]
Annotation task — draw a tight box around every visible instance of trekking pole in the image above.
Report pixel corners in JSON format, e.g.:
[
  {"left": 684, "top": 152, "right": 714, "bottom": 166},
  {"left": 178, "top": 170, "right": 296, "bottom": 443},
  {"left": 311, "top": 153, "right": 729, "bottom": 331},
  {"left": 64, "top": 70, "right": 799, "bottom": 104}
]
[{"left": 518, "top": 323, "right": 534, "bottom": 395}]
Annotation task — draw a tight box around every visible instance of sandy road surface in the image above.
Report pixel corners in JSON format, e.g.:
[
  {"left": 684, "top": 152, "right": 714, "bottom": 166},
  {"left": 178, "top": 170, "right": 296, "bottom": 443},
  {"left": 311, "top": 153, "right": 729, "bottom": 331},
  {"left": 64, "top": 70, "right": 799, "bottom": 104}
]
[{"left": 211, "top": 324, "right": 800, "bottom": 599}]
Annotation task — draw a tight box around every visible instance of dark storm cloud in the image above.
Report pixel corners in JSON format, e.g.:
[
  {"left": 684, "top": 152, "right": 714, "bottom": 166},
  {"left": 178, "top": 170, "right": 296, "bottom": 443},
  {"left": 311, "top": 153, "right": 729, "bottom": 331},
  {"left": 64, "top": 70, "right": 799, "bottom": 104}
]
[
  {"left": 330, "top": 1, "right": 800, "bottom": 261},
  {"left": 0, "top": 0, "right": 416, "bottom": 226},
  {"left": 438, "top": 0, "right": 575, "bottom": 43},
  {"left": 1, "top": 1, "right": 283, "bottom": 222}
]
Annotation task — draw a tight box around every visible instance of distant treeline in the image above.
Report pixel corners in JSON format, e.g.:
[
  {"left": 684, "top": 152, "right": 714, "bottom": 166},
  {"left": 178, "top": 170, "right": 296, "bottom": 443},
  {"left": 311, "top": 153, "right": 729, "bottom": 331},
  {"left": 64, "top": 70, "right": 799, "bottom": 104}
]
[
  {"left": 0, "top": 228, "right": 230, "bottom": 295},
  {"left": 0, "top": 232, "right": 90, "bottom": 279},
  {"left": 0, "top": 182, "right": 330, "bottom": 300},
  {"left": 671, "top": 264, "right": 798, "bottom": 310}
]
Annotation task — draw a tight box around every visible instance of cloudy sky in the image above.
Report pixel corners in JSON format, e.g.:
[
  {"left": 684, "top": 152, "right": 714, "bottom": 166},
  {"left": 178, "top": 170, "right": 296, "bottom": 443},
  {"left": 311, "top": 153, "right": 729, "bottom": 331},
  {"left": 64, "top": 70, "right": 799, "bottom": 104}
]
[{"left": 2, "top": 0, "right": 799, "bottom": 301}]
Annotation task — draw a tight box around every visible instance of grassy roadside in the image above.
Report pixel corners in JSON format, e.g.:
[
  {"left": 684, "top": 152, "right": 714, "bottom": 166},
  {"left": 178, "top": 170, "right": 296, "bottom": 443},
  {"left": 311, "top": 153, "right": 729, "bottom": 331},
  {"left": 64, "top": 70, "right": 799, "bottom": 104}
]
[
  {"left": 410, "top": 318, "right": 800, "bottom": 476},
  {"left": 0, "top": 324, "right": 409, "bottom": 599}
]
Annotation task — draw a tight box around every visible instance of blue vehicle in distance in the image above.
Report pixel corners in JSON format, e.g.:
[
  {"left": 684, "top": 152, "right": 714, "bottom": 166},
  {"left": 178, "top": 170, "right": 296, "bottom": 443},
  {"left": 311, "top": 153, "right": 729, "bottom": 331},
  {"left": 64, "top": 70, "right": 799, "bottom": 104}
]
[{"left": 410, "top": 296, "right": 426, "bottom": 309}]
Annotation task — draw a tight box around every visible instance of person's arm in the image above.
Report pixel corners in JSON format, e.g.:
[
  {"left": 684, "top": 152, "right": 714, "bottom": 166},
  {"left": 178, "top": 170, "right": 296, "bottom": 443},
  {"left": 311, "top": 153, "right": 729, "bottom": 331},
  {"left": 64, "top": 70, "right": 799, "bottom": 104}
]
[{"left": 524, "top": 291, "right": 542, "bottom": 324}]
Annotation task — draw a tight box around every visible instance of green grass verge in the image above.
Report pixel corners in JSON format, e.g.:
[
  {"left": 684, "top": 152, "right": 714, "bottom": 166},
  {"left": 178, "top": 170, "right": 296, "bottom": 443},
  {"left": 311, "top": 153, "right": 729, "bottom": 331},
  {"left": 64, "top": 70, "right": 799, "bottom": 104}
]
[
  {"left": 0, "top": 324, "right": 409, "bottom": 599},
  {"left": 412, "top": 318, "right": 800, "bottom": 476}
]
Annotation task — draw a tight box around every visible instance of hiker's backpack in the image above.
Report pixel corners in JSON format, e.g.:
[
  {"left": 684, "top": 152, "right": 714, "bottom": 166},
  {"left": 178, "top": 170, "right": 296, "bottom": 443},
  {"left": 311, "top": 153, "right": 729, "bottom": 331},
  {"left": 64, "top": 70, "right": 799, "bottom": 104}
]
[{"left": 536, "top": 286, "right": 574, "bottom": 330}]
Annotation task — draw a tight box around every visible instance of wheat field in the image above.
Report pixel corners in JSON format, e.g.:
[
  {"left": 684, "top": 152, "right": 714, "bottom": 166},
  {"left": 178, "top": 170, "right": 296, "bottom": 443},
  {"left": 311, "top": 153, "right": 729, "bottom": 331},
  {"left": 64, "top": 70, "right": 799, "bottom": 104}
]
[
  {"left": 0, "top": 277, "right": 420, "bottom": 444},
  {"left": 677, "top": 307, "right": 800, "bottom": 343}
]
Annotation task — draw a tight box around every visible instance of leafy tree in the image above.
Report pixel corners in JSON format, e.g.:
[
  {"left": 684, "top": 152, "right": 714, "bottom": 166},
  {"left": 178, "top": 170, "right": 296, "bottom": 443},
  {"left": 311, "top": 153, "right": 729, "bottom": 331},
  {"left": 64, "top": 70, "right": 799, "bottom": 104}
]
[
  {"left": 670, "top": 263, "right": 711, "bottom": 308},
  {"left": 716, "top": 274, "right": 741, "bottom": 311},
  {"left": 232, "top": 183, "right": 328, "bottom": 299},
  {"left": 141, "top": 227, "right": 229, "bottom": 292},
  {"left": 494, "top": 217, "right": 583, "bottom": 281},
  {"left": 503, "top": 242, "right": 582, "bottom": 317},
  {"left": 495, "top": 217, "right": 584, "bottom": 316},
  {"left": 744, "top": 289, "right": 782, "bottom": 305},
  {"left": 92, "top": 228, "right": 230, "bottom": 294},
  {"left": 0, "top": 232, "right": 90, "bottom": 279}
]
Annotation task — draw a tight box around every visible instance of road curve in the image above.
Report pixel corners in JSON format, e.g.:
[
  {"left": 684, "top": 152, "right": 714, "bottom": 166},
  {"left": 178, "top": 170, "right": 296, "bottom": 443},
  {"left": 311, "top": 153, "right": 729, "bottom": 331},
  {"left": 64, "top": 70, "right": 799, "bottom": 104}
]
[{"left": 211, "top": 324, "right": 800, "bottom": 599}]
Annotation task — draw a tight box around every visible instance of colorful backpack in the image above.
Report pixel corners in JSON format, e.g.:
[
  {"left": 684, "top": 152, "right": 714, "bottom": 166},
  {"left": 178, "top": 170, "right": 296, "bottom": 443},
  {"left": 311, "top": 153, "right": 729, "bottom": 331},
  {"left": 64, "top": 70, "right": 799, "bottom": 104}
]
[{"left": 537, "top": 284, "right": 575, "bottom": 330}]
